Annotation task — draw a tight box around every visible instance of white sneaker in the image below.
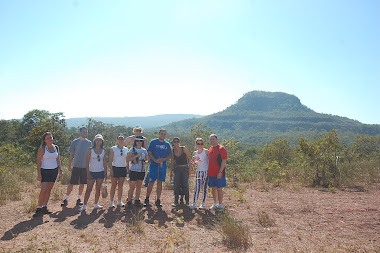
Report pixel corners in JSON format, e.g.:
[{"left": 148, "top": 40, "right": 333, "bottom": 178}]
[
  {"left": 110, "top": 201, "right": 115, "bottom": 208},
  {"left": 79, "top": 205, "right": 86, "bottom": 211},
  {"left": 210, "top": 203, "right": 219, "bottom": 211},
  {"left": 199, "top": 203, "right": 206, "bottom": 209},
  {"left": 189, "top": 203, "right": 197, "bottom": 209},
  {"left": 117, "top": 201, "right": 125, "bottom": 207},
  {"left": 94, "top": 204, "right": 103, "bottom": 209},
  {"left": 218, "top": 204, "right": 223, "bottom": 210}
]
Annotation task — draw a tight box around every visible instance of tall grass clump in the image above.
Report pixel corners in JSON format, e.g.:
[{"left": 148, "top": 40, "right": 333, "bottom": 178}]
[{"left": 217, "top": 210, "right": 251, "bottom": 250}]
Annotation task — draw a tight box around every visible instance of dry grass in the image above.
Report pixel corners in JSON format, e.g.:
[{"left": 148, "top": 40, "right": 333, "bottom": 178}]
[
  {"left": 257, "top": 210, "right": 276, "bottom": 227},
  {"left": 217, "top": 210, "right": 251, "bottom": 250},
  {"left": 126, "top": 209, "right": 145, "bottom": 234}
]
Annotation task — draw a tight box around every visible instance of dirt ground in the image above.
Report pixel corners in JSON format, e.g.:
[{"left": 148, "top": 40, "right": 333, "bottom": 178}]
[{"left": 1, "top": 181, "right": 379, "bottom": 252}]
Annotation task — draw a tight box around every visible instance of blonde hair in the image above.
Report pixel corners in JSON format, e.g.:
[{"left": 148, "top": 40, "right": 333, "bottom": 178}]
[{"left": 195, "top": 138, "right": 204, "bottom": 145}]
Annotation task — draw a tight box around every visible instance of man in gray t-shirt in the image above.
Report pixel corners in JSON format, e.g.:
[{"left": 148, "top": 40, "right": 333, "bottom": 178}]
[{"left": 61, "top": 127, "right": 92, "bottom": 206}]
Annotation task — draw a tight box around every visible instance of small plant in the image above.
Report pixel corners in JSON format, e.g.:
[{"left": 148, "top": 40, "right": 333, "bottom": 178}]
[
  {"left": 257, "top": 210, "right": 275, "bottom": 227},
  {"left": 126, "top": 209, "right": 145, "bottom": 234},
  {"left": 328, "top": 184, "right": 337, "bottom": 193},
  {"left": 217, "top": 211, "right": 251, "bottom": 250},
  {"left": 52, "top": 184, "right": 64, "bottom": 201}
]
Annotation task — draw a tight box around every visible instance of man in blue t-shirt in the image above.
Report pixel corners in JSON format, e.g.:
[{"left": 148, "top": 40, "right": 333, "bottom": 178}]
[{"left": 144, "top": 129, "right": 172, "bottom": 207}]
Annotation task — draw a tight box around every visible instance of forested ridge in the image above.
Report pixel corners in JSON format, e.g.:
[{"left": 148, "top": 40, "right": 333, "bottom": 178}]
[{"left": 162, "top": 91, "right": 380, "bottom": 146}]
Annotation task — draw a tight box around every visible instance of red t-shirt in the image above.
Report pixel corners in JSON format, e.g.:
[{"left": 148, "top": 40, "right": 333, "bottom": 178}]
[{"left": 208, "top": 145, "right": 227, "bottom": 177}]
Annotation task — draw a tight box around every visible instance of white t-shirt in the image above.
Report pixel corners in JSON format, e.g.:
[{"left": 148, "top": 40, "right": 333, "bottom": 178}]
[
  {"left": 128, "top": 147, "right": 148, "bottom": 173},
  {"left": 111, "top": 146, "right": 129, "bottom": 167},
  {"left": 89, "top": 149, "right": 105, "bottom": 172}
]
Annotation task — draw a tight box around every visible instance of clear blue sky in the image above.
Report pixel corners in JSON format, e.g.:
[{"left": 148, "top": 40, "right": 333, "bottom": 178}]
[{"left": 1, "top": 0, "right": 379, "bottom": 124}]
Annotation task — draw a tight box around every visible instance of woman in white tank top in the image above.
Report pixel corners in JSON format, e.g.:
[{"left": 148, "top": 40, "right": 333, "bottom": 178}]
[
  {"left": 80, "top": 134, "right": 108, "bottom": 211},
  {"left": 190, "top": 138, "right": 209, "bottom": 210},
  {"left": 34, "top": 132, "right": 63, "bottom": 217}
]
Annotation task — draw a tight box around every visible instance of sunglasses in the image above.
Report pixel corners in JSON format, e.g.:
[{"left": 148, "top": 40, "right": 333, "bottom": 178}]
[
  {"left": 173, "top": 140, "right": 179, "bottom": 143},
  {"left": 97, "top": 155, "right": 100, "bottom": 162},
  {"left": 135, "top": 129, "right": 142, "bottom": 132},
  {"left": 120, "top": 150, "right": 123, "bottom": 156},
  {"left": 196, "top": 143, "right": 204, "bottom": 145},
  {"left": 136, "top": 140, "right": 143, "bottom": 142}
]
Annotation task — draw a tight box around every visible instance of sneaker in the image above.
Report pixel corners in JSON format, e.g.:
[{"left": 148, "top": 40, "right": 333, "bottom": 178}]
[
  {"left": 79, "top": 205, "right": 86, "bottom": 211},
  {"left": 218, "top": 204, "right": 223, "bottom": 210},
  {"left": 127, "top": 201, "right": 132, "bottom": 208},
  {"left": 117, "top": 201, "right": 125, "bottom": 207},
  {"left": 42, "top": 206, "right": 52, "bottom": 214},
  {"left": 189, "top": 203, "right": 197, "bottom": 209},
  {"left": 76, "top": 199, "right": 83, "bottom": 206},
  {"left": 155, "top": 199, "right": 162, "bottom": 207},
  {"left": 210, "top": 203, "right": 219, "bottom": 211},
  {"left": 143, "top": 198, "right": 150, "bottom": 207},
  {"left": 199, "top": 203, "right": 206, "bottom": 210},
  {"left": 172, "top": 202, "right": 179, "bottom": 207},
  {"left": 94, "top": 204, "right": 103, "bottom": 209},
  {"left": 33, "top": 208, "right": 42, "bottom": 218},
  {"left": 61, "top": 199, "right": 68, "bottom": 206},
  {"left": 110, "top": 201, "right": 115, "bottom": 208},
  {"left": 134, "top": 200, "right": 142, "bottom": 207}
]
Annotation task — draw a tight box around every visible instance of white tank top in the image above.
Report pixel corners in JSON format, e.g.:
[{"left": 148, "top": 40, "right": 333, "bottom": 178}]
[
  {"left": 194, "top": 149, "right": 209, "bottom": 172},
  {"left": 89, "top": 149, "right": 105, "bottom": 172},
  {"left": 111, "top": 146, "right": 129, "bottom": 167},
  {"left": 41, "top": 145, "right": 58, "bottom": 169}
]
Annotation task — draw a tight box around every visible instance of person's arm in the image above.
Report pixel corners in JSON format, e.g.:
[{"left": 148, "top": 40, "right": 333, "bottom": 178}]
[
  {"left": 205, "top": 149, "right": 209, "bottom": 157},
  {"left": 109, "top": 149, "right": 114, "bottom": 178},
  {"left": 148, "top": 151, "right": 158, "bottom": 163},
  {"left": 68, "top": 152, "right": 74, "bottom": 172},
  {"left": 126, "top": 151, "right": 142, "bottom": 162},
  {"left": 86, "top": 150, "right": 91, "bottom": 180},
  {"left": 217, "top": 160, "right": 227, "bottom": 179},
  {"left": 143, "top": 137, "right": 148, "bottom": 149},
  {"left": 56, "top": 146, "right": 63, "bottom": 178},
  {"left": 36, "top": 147, "right": 44, "bottom": 181},
  {"left": 170, "top": 151, "right": 175, "bottom": 179},
  {"left": 103, "top": 151, "right": 108, "bottom": 181}
]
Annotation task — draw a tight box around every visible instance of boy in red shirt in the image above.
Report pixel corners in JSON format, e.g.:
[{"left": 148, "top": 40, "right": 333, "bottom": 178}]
[{"left": 208, "top": 134, "right": 227, "bottom": 210}]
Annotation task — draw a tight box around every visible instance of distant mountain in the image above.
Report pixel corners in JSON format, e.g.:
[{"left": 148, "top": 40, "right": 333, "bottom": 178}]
[
  {"left": 160, "top": 91, "right": 380, "bottom": 146},
  {"left": 66, "top": 114, "right": 204, "bottom": 129}
]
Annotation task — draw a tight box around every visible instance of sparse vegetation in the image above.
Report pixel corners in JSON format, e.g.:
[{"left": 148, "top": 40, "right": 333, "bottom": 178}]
[{"left": 257, "top": 210, "right": 276, "bottom": 227}]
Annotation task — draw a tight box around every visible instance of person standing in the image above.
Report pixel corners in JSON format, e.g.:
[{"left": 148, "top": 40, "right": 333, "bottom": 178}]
[
  {"left": 79, "top": 134, "right": 108, "bottom": 211},
  {"left": 126, "top": 136, "right": 149, "bottom": 207},
  {"left": 170, "top": 137, "right": 193, "bottom": 207},
  {"left": 61, "top": 127, "right": 92, "bottom": 207},
  {"left": 34, "top": 132, "right": 63, "bottom": 217},
  {"left": 123, "top": 126, "right": 148, "bottom": 149},
  {"left": 189, "top": 138, "right": 209, "bottom": 210},
  {"left": 144, "top": 129, "right": 172, "bottom": 207},
  {"left": 208, "top": 134, "right": 227, "bottom": 210},
  {"left": 109, "top": 134, "right": 129, "bottom": 208}
]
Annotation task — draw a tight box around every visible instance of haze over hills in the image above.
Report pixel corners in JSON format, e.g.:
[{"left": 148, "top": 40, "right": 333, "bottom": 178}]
[
  {"left": 66, "top": 114, "right": 203, "bottom": 129},
  {"left": 160, "top": 91, "right": 380, "bottom": 146}
]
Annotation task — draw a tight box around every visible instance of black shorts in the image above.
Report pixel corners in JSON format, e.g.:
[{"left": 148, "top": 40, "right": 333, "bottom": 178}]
[
  {"left": 129, "top": 171, "right": 145, "bottom": 181},
  {"left": 70, "top": 167, "right": 87, "bottom": 185},
  {"left": 112, "top": 166, "right": 127, "bottom": 178},
  {"left": 41, "top": 168, "right": 58, "bottom": 182}
]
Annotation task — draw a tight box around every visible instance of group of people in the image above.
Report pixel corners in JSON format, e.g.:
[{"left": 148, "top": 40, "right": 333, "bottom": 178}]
[{"left": 34, "top": 126, "right": 228, "bottom": 217}]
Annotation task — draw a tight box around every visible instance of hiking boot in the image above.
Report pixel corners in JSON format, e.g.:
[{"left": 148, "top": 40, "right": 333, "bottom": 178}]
[
  {"left": 76, "top": 199, "right": 83, "bottom": 206},
  {"left": 155, "top": 199, "right": 162, "bottom": 207},
  {"left": 143, "top": 198, "right": 150, "bottom": 207},
  {"left": 33, "top": 208, "right": 42, "bottom": 218},
  {"left": 42, "top": 206, "right": 52, "bottom": 214},
  {"left": 61, "top": 199, "right": 68, "bottom": 206}
]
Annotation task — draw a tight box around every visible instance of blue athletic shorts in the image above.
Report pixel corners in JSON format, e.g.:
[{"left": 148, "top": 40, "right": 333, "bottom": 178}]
[
  {"left": 90, "top": 171, "right": 105, "bottom": 180},
  {"left": 148, "top": 164, "right": 167, "bottom": 183},
  {"left": 208, "top": 176, "right": 226, "bottom": 188}
]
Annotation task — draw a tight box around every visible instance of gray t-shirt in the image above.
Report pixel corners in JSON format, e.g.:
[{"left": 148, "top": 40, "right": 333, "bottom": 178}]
[{"left": 69, "top": 138, "right": 92, "bottom": 168}]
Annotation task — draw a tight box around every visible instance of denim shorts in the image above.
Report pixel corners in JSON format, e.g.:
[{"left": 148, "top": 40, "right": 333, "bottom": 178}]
[
  {"left": 90, "top": 171, "right": 105, "bottom": 180},
  {"left": 208, "top": 176, "right": 226, "bottom": 188}
]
